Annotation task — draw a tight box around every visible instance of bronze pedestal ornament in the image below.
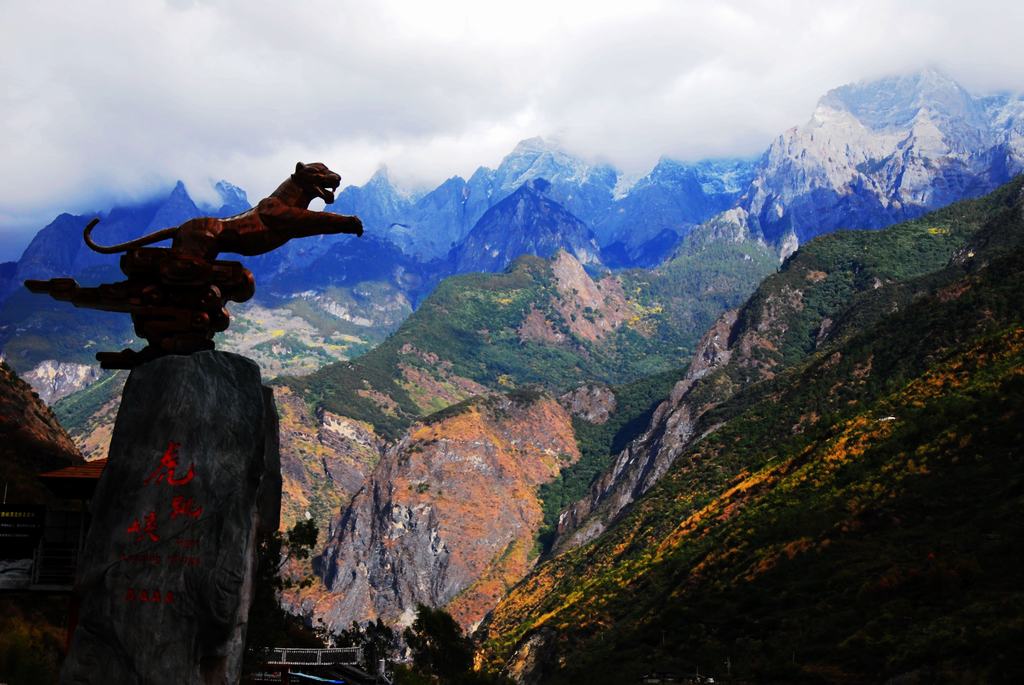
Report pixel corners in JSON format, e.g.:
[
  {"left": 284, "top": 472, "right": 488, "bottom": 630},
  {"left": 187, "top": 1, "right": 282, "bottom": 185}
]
[{"left": 25, "top": 162, "right": 363, "bottom": 369}]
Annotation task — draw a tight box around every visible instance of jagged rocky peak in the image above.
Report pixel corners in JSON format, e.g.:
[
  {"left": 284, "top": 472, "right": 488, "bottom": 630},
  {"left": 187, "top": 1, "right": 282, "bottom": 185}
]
[
  {"left": 366, "top": 165, "right": 395, "bottom": 189},
  {"left": 547, "top": 250, "right": 629, "bottom": 339},
  {"left": 332, "top": 165, "right": 414, "bottom": 236},
  {"left": 499, "top": 137, "right": 592, "bottom": 186},
  {"left": 145, "top": 180, "right": 201, "bottom": 231},
  {"left": 212, "top": 180, "right": 249, "bottom": 215},
  {"left": 451, "top": 182, "right": 602, "bottom": 273},
  {"left": 340, "top": 165, "right": 405, "bottom": 201},
  {"left": 493, "top": 137, "right": 614, "bottom": 198}
]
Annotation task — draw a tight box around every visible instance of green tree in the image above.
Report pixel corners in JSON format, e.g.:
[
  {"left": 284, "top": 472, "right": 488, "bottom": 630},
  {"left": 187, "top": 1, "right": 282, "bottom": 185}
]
[
  {"left": 245, "top": 519, "right": 324, "bottom": 664},
  {"left": 397, "top": 605, "right": 511, "bottom": 685},
  {"left": 335, "top": 619, "right": 398, "bottom": 674},
  {"left": 404, "top": 605, "right": 473, "bottom": 681}
]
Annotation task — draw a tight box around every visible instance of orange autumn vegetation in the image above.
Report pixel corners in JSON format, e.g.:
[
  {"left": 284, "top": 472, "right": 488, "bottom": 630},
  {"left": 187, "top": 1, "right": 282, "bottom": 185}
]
[
  {"left": 479, "top": 324, "right": 1024, "bottom": 676},
  {"left": 294, "top": 392, "right": 581, "bottom": 631}
]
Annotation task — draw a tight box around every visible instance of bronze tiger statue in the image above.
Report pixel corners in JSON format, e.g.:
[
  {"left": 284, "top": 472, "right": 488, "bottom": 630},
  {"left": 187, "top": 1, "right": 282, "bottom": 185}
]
[
  {"left": 83, "top": 162, "right": 362, "bottom": 259},
  {"left": 27, "top": 162, "right": 365, "bottom": 368}
]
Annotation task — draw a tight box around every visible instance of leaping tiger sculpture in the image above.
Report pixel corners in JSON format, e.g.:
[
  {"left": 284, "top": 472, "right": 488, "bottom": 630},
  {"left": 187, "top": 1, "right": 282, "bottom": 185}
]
[{"left": 26, "top": 162, "right": 364, "bottom": 369}]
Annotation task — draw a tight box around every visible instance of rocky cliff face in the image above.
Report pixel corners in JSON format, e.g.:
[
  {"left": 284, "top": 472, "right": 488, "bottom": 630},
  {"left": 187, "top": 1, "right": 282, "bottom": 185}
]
[
  {"left": 0, "top": 359, "right": 82, "bottom": 502},
  {"left": 290, "top": 392, "right": 579, "bottom": 632},
  {"left": 274, "top": 386, "right": 385, "bottom": 534},
  {"left": 547, "top": 273, "right": 832, "bottom": 552},
  {"left": 551, "top": 309, "right": 740, "bottom": 553},
  {"left": 515, "top": 250, "right": 631, "bottom": 348}
]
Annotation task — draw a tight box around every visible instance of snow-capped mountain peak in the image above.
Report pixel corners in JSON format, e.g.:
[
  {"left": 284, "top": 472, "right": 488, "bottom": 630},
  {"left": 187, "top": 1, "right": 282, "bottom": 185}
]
[
  {"left": 498, "top": 136, "right": 607, "bottom": 190},
  {"left": 819, "top": 67, "right": 982, "bottom": 132},
  {"left": 738, "top": 68, "right": 1024, "bottom": 247}
]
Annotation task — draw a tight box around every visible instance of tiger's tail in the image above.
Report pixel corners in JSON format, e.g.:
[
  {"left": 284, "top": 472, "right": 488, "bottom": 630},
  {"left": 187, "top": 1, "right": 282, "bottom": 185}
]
[{"left": 83, "top": 218, "right": 179, "bottom": 254}]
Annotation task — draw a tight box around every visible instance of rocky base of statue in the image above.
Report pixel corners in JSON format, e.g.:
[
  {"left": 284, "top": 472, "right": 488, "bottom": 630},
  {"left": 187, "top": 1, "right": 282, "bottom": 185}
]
[{"left": 61, "top": 351, "right": 281, "bottom": 685}]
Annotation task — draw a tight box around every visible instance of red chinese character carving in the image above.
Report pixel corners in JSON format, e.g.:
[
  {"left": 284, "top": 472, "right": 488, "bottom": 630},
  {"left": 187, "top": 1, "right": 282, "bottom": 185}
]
[
  {"left": 165, "top": 590, "right": 175, "bottom": 604},
  {"left": 144, "top": 441, "right": 195, "bottom": 487},
  {"left": 126, "top": 588, "right": 136, "bottom": 601},
  {"left": 139, "top": 590, "right": 149, "bottom": 602},
  {"left": 127, "top": 511, "right": 160, "bottom": 542},
  {"left": 170, "top": 495, "right": 203, "bottom": 520}
]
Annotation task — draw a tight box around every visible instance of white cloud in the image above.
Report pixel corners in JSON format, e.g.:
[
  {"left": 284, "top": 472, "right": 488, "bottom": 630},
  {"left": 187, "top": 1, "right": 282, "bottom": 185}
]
[{"left": 1, "top": 0, "right": 1023, "bottom": 259}]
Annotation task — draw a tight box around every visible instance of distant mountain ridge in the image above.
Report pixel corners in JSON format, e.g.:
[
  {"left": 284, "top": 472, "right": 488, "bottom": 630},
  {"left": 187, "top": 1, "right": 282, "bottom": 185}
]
[
  {"left": 4, "top": 68, "right": 1022, "bottom": 404},
  {"left": 331, "top": 68, "right": 1024, "bottom": 264},
  {"left": 331, "top": 138, "right": 754, "bottom": 267},
  {"left": 6, "top": 69, "right": 1021, "bottom": 290}
]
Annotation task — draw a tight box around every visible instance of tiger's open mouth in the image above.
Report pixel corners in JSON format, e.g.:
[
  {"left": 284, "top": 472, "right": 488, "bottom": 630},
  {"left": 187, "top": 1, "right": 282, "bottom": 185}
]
[{"left": 315, "top": 181, "right": 339, "bottom": 204}]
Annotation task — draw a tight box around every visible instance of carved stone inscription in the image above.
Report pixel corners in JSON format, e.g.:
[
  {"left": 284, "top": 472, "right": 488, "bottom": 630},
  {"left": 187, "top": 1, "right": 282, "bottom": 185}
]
[{"left": 61, "top": 351, "right": 281, "bottom": 685}]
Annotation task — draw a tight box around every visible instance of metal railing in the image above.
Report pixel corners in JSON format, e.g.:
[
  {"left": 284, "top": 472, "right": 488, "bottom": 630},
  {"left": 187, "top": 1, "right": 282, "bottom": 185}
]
[{"left": 262, "top": 647, "right": 363, "bottom": 666}]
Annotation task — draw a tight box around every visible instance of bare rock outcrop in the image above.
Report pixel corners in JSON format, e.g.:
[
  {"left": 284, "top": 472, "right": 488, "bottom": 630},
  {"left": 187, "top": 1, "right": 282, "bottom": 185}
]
[
  {"left": 558, "top": 383, "right": 616, "bottom": 425},
  {"left": 23, "top": 359, "right": 102, "bottom": 405},
  {"left": 274, "top": 385, "right": 384, "bottom": 534},
  {"left": 294, "top": 392, "right": 579, "bottom": 631}
]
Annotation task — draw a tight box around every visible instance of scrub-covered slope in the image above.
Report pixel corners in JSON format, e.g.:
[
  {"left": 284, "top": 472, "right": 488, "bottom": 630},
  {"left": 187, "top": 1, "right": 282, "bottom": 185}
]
[
  {"left": 553, "top": 177, "right": 1011, "bottom": 555},
  {"left": 282, "top": 243, "right": 774, "bottom": 443},
  {"left": 478, "top": 177, "right": 1024, "bottom": 684}
]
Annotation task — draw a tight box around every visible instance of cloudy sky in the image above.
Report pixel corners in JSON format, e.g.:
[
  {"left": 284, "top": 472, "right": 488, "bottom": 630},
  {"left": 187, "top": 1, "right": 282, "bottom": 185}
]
[{"left": 2, "top": 0, "right": 1023, "bottom": 260}]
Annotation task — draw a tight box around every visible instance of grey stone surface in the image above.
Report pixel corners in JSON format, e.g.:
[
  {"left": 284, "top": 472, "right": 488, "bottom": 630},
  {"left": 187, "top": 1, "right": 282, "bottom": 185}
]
[{"left": 61, "top": 351, "right": 280, "bottom": 685}]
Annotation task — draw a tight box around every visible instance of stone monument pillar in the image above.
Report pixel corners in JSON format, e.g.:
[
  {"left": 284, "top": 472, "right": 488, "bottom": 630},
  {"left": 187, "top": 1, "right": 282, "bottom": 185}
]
[{"left": 61, "top": 351, "right": 281, "bottom": 684}]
